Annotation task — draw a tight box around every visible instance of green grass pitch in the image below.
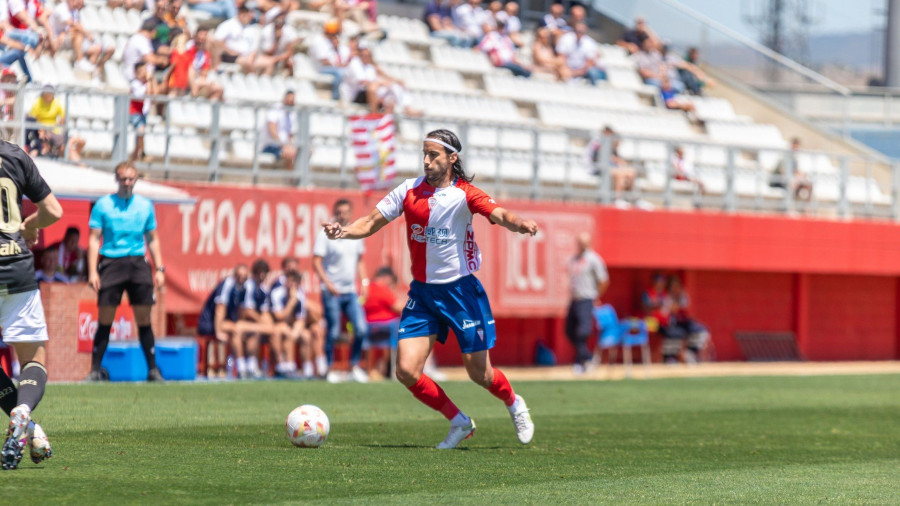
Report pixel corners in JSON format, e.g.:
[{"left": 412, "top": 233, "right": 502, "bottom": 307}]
[{"left": 1, "top": 374, "right": 898, "bottom": 504}]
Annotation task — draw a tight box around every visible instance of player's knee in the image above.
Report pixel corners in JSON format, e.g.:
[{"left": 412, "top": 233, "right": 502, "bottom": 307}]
[
  {"left": 395, "top": 365, "right": 419, "bottom": 386},
  {"left": 466, "top": 367, "right": 491, "bottom": 388}
]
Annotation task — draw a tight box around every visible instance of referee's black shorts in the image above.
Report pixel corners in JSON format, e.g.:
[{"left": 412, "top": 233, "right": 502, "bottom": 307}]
[{"left": 97, "top": 256, "right": 155, "bottom": 307}]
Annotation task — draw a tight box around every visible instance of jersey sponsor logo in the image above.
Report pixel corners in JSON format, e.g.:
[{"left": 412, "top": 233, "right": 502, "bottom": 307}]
[
  {"left": 464, "top": 226, "right": 478, "bottom": 270},
  {"left": 410, "top": 224, "right": 450, "bottom": 245},
  {"left": 0, "top": 241, "right": 22, "bottom": 256},
  {"left": 461, "top": 319, "right": 481, "bottom": 329},
  {"left": 405, "top": 298, "right": 416, "bottom": 310}
]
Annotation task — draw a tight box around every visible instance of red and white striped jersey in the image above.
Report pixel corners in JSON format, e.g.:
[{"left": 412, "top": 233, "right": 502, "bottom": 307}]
[{"left": 376, "top": 177, "right": 499, "bottom": 284}]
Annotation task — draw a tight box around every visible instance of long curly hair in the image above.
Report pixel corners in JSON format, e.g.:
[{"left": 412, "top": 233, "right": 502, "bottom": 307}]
[{"left": 425, "top": 129, "right": 472, "bottom": 183}]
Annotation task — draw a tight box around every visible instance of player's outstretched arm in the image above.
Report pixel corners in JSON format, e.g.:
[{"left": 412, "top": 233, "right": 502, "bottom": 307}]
[
  {"left": 322, "top": 208, "right": 390, "bottom": 240},
  {"left": 20, "top": 193, "right": 63, "bottom": 246},
  {"left": 489, "top": 207, "right": 538, "bottom": 236}
]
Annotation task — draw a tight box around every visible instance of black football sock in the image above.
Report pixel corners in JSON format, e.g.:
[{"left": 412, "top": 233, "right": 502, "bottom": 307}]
[
  {"left": 0, "top": 368, "right": 17, "bottom": 416},
  {"left": 92, "top": 323, "right": 112, "bottom": 372},
  {"left": 17, "top": 362, "right": 46, "bottom": 411},
  {"left": 138, "top": 325, "right": 157, "bottom": 370}
]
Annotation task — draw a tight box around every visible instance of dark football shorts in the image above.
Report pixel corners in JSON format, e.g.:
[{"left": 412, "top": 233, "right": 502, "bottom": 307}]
[{"left": 97, "top": 256, "right": 155, "bottom": 307}]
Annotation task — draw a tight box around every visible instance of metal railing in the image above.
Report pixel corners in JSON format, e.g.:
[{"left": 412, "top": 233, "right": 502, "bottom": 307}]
[{"left": 1, "top": 83, "right": 897, "bottom": 221}]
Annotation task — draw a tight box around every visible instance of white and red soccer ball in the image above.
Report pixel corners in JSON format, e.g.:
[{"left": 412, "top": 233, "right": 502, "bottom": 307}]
[{"left": 286, "top": 405, "right": 330, "bottom": 448}]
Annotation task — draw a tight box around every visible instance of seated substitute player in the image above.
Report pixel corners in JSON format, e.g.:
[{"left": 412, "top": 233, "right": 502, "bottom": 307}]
[
  {"left": 238, "top": 259, "right": 273, "bottom": 379},
  {"left": 323, "top": 128, "right": 537, "bottom": 449},
  {"left": 0, "top": 139, "right": 64, "bottom": 469},
  {"left": 269, "top": 269, "right": 310, "bottom": 379},
  {"left": 197, "top": 264, "right": 248, "bottom": 378}
]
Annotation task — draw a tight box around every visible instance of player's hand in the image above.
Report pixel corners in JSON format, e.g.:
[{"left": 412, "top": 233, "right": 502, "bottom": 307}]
[
  {"left": 322, "top": 221, "right": 344, "bottom": 240},
  {"left": 518, "top": 219, "right": 538, "bottom": 236},
  {"left": 325, "top": 281, "right": 339, "bottom": 296},
  {"left": 359, "top": 283, "right": 368, "bottom": 301},
  {"left": 20, "top": 225, "right": 39, "bottom": 248},
  {"left": 88, "top": 271, "right": 101, "bottom": 292},
  {"left": 155, "top": 270, "right": 166, "bottom": 290}
]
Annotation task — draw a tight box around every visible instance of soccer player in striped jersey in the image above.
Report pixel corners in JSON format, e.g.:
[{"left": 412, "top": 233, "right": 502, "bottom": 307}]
[{"left": 323, "top": 129, "right": 536, "bottom": 449}]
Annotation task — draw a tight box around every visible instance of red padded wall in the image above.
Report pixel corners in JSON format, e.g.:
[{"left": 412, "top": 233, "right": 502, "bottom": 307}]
[{"left": 806, "top": 275, "right": 896, "bottom": 360}]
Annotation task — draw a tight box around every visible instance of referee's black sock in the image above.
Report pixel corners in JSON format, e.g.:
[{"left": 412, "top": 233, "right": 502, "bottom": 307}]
[
  {"left": 0, "top": 368, "right": 17, "bottom": 416},
  {"left": 91, "top": 323, "right": 112, "bottom": 372},
  {"left": 17, "top": 362, "right": 46, "bottom": 411},
  {"left": 138, "top": 325, "right": 157, "bottom": 370}
]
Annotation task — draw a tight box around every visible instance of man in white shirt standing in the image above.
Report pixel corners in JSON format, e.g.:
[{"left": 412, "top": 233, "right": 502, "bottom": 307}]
[
  {"left": 260, "top": 90, "right": 297, "bottom": 170},
  {"left": 452, "top": 0, "right": 486, "bottom": 45},
  {"left": 313, "top": 198, "right": 370, "bottom": 383},
  {"left": 555, "top": 22, "right": 605, "bottom": 85}
]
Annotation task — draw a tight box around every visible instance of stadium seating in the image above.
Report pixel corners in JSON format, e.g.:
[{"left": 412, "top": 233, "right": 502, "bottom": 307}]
[{"left": 9, "top": 0, "right": 887, "bottom": 215}]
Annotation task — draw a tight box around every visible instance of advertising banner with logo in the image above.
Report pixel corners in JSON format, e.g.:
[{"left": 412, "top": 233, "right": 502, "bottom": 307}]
[
  {"left": 76, "top": 300, "right": 138, "bottom": 353},
  {"left": 155, "top": 183, "right": 598, "bottom": 317}
]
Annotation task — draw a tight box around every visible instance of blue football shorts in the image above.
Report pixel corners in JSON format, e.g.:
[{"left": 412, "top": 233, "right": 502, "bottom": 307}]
[{"left": 398, "top": 275, "right": 496, "bottom": 353}]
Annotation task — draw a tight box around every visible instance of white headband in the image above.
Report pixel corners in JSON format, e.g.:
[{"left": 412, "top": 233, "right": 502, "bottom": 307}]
[{"left": 424, "top": 137, "right": 460, "bottom": 154}]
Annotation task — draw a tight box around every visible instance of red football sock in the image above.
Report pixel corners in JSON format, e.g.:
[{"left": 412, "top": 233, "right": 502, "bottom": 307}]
[
  {"left": 407, "top": 374, "right": 460, "bottom": 420},
  {"left": 488, "top": 367, "right": 516, "bottom": 407}
]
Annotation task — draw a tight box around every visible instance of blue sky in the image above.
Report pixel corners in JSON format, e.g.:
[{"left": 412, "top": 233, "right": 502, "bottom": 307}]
[{"left": 675, "top": 0, "right": 882, "bottom": 36}]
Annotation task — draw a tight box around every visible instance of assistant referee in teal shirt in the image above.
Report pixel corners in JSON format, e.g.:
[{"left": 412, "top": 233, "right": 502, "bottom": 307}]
[{"left": 86, "top": 162, "right": 166, "bottom": 382}]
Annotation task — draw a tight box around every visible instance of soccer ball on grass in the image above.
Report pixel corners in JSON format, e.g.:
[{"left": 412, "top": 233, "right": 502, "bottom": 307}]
[{"left": 286, "top": 405, "right": 330, "bottom": 448}]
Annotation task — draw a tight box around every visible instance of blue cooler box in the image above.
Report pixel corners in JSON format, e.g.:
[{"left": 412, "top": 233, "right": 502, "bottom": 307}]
[
  {"left": 156, "top": 338, "right": 198, "bottom": 381},
  {"left": 101, "top": 342, "right": 148, "bottom": 382}
]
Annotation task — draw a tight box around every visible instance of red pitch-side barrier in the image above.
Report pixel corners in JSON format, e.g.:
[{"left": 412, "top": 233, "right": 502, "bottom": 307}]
[{"left": 43, "top": 183, "right": 900, "bottom": 365}]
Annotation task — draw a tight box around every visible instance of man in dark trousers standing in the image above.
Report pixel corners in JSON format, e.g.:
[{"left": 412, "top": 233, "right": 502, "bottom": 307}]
[
  {"left": 86, "top": 162, "right": 166, "bottom": 381},
  {"left": 566, "top": 232, "right": 609, "bottom": 374}
]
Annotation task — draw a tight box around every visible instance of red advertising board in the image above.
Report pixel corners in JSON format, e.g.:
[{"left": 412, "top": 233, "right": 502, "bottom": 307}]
[
  {"left": 76, "top": 300, "right": 138, "bottom": 353},
  {"left": 154, "top": 183, "right": 599, "bottom": 317}
]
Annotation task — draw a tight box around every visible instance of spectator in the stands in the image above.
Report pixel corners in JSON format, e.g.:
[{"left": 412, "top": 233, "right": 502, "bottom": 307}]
[
  {"left": 453, "top": 0, "right": 487, "bottom": 45},
  {"left": 634, "top": 37, "right": 665, "bottom": 87},
  {"left": 618, "top": 16, "right": 657, "bottom": 55},
  {"left": 186, "top": 0, "right": 237, "bottom": 20},
  {"left": 666, "top": 275, "right": 709, "bottom": 364},
  {"left": 538, "top": 0, "right": 567, "bottom": 42},
  {"left": 496, "top": 1, "right": 522, "bottom": 47},
  {"left": 310, "top": 18, "right": 351, "bottom": 100},
  {"left": 0, "top": 68, "right": 19, "bottom": 139},
  {"left": 556, "top": 22, "right": 605, "bottom": 85},
  {"left": 671, "top": 146, "right": 704, "bottom": 204},
  {"left": 568, "top": 3, "right": 586, "bottom": 27},
  {"left": 6, "top": 0, "right": 55, "bottom": 53},
  {"left": 186, "top": 28, "right": 223, "bottom": 99},
  {"left": 49, "top": 0, "right": 113, "bottom": 75},
  {"left": 29, "top": 84, "right": 85, "bottom": 162},
  {"left": 478, "top": 20, "right": 529, "bottom": 78},
  {"left": 213, "top": 5, "right": 273, "bottom": 74},
  {"left": 260, "top": 89, "right": 298, "bottom": 170},
  {"left": 35, "top": 247, "right": 69, "bottom": 285},
  {"left": 346, "top": 41, "right": 420, "bottom": 115},
  {"left": 484, "top": 0, "right": 501, "bottom": 29},
  {"left": 260, "top": 12, "right": 299, "bottom": 75},
  {"left": 660, "top": 76, "right": 695, "bottom": 113},
  {"left": 167, "top": 32, "right": 193, "bottom": 96},
  {"left": 585, "top": 126, "right": 644, "bottom": 209},
  {"left": 129, "top": 61, "right": 157, "bottom": 161},
  {"left": 770, "top": 137, "right": 813, "bottom": 202},
  {"left": 57, "top": 226, "right": 86, "bottom": 281},
  {"left": 424, "top": 0, "right": 468, "bottom": 47},
  {"left": 531, "top": 27, "right": 568, "bottom": 81},
  {"left": 122, "top": 19, "right": 165, "bottom": 82},
  {"left": 680, "top": 46, "right": 714, "bottom": 95},
  {"left": 0, "top": 30, "right": 31, "bottom": 82}
]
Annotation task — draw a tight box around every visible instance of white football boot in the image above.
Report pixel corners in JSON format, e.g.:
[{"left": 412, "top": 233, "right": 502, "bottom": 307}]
[
  {"left": 1, "top": 405, "right": 30, "bottom": 470},
  {"left": 509, "top": 395, "right": 534, "bottom": 444},
  {"left": 435, "top": 418, "right": 476, "bottom": 449}
]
